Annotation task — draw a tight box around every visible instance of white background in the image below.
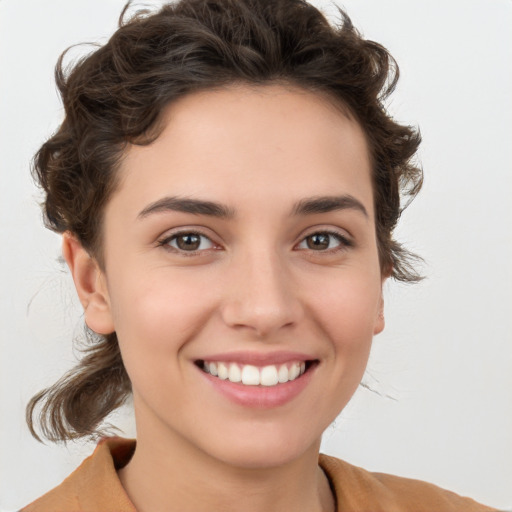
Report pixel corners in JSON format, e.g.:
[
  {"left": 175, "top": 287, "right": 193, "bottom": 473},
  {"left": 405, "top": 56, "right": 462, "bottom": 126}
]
[{"left": 0, "top": 0, "right": 511, "bottom": 510}]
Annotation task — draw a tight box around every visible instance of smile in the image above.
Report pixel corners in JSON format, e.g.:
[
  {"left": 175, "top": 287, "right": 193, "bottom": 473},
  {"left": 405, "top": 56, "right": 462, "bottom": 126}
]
[{"left": 198, "top": 360, "right": 311, "bottom": 386}]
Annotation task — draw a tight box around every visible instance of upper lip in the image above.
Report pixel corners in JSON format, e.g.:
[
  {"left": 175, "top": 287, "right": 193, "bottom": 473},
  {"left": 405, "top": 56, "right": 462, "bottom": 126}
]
[{"left": 195, "top": 350, "right": 317, "bottom": 366}]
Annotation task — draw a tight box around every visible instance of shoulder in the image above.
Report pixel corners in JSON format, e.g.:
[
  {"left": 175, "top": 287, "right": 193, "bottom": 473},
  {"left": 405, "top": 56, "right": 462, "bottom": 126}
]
[
  {"left": 319, "top": 453, "right": 498, "bottom": 512},
  {"left": 20, "top": 437, "right": 136, "bottom": 512}
]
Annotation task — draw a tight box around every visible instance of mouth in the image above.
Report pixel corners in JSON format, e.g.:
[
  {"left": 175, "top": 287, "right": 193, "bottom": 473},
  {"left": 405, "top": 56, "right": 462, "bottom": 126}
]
[{"left": 195, "top": 359, "right": 317, "bottom": 387}]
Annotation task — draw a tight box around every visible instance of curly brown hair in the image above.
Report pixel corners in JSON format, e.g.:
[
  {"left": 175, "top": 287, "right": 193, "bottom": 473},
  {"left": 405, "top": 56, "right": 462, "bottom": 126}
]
[{"left": 27, "top": 0, "right": 422, "bottom": 442}]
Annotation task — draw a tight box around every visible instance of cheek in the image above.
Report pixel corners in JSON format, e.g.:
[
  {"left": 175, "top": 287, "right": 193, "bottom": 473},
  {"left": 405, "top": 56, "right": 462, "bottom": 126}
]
[
  {"left": 300, "top": 274, "right": 380, "bottom": 424},
  {"left": 108, "top": 271, "right": 215, "bottom": 360},
  {"left": 309, "top": 271, "right": 381, "bottom": 393},
  {"left": 106, "top": 272, "right": 219, "bottom": 408},
  {"left": 314, "top": 274, "right": 382, "bottom": 344}
]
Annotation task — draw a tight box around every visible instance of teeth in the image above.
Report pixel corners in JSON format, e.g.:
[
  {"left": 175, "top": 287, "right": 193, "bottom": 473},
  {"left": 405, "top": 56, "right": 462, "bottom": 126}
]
[
  {"left": 278, "top": 364, "right": 289, "bottom": 383},
  {"left": 202, "top": 360, "right": 308, "bottom": 386},
  {"left": 260, "top": 365, "right": 278, "bottom": 386},
  {"left": 228, "top": 363, "right": 241, "bottom": 383},
  {"left": 241, "top": 365, "right": 260, "bottom": 385},
  {"left": 218, "top": 362, "right": 229, "bottom": 380},
  {"left": 289, "top": 362, "right": 300, "bottom": 380}
]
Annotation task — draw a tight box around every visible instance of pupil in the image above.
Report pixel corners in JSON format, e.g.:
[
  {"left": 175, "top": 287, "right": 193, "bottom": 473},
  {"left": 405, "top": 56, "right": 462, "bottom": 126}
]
[
  {"left": 308, "top": 233, "right": 329, "bottom": 250},
  {"left": 177, "top": 234, "right": 200, "bottom": 250}
]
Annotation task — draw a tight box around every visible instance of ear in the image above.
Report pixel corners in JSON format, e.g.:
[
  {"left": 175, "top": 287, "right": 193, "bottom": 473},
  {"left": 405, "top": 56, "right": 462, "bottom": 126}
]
[
  {"left": 62, "top": 232, "right": 115, "bottom": 335},
  {"left": 373, "top": 274, "right": 388, "bottom": 335},
  {"left": 373, "top": 294, "right": 385, "bottom": 335}
]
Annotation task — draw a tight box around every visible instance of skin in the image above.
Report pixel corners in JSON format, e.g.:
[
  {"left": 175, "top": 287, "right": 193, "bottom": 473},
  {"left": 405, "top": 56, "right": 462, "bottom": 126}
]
[{"left": 63, "top": 84, "right": 386, "bottom": 512}]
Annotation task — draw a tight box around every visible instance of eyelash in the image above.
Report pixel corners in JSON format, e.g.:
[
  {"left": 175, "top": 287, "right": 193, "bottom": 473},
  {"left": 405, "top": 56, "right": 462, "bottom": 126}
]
[
  {"left": 297, "top": 230, "right": 353, "bottom": 253},
  {"left": 157, "top": 230, "right": 219, "bottom": 256},
  {"left": 157, "top": 229, "right": 353, "bottom": 256}
]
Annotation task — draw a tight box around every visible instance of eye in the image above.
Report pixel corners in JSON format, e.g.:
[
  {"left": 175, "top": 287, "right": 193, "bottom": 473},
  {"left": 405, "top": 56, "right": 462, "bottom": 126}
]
[
  {"left": 162, "top": 232, "right": 216, "bottom": 252},
  {"left": 297, "top": 231, "right": 351, "bottom": 251}
]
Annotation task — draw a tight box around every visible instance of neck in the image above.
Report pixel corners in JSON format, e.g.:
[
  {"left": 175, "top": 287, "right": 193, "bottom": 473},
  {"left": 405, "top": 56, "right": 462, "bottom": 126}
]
[{"left": 118, "top": 421, "right": 334, "bottom": 512}]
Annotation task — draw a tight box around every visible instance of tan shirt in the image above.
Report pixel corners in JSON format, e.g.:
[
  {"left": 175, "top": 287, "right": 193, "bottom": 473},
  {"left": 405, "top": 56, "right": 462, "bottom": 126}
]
[{"left": 22, "top": 437, "right": 497, "bottom": 512}]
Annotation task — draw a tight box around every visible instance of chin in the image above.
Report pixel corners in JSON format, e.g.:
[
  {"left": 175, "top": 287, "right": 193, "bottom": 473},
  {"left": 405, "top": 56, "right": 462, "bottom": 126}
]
[{"left": 196, "top": 423, "right": 323, "bottom": 470}]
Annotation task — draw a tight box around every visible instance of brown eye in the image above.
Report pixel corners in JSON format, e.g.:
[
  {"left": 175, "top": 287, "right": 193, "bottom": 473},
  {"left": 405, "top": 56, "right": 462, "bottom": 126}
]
[
  {"left": 306, "top": 233, "right": 331, "bottom": 250},
  {"left": 297, "top": 231, "right": 351, "bottom": 252},
  {"left": 176, "top": 234, "right": 201, "bottom": 250},
  {"left": 166, "top": 232, "right": 215, "bottom": 252}
]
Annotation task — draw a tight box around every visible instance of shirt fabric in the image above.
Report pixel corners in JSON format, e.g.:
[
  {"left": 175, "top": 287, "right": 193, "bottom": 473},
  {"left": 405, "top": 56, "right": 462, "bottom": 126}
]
[{"left": 21, "top": 437, "right": 497, "bottom": 512}]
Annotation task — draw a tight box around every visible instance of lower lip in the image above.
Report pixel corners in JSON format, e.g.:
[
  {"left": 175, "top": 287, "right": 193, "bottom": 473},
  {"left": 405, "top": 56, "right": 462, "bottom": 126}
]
[{"left": 199, "top": 365, "right": 316, "bottom": 409}]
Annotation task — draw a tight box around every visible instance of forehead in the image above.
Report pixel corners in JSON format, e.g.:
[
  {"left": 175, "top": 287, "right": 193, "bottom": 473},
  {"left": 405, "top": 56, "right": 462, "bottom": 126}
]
[{"left": 111, "top": 84, "right": 373, "bottom": 219}]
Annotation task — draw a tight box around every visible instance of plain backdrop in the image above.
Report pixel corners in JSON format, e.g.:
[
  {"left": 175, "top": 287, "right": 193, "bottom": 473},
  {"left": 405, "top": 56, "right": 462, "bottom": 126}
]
[{"left": 1, "top": 0, "right": 511, "bottom": 510}]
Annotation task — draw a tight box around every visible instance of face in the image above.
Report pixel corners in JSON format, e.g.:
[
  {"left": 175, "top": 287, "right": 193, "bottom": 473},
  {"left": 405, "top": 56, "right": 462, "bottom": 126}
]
[{"left": 81, "top": 85, "right": 385, "bottom": 469}]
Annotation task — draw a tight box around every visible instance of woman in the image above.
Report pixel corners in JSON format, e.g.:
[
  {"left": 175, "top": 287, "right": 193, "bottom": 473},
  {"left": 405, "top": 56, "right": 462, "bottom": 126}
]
[{"left": 12, "top": 0, "right": 502, "bottom": 510}]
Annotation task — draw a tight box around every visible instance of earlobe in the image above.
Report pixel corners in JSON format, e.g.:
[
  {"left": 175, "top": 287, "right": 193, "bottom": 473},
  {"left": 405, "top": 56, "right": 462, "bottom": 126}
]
[
  {"left": 373, "top": 301, "right": 385, "bottom": 335},
  {"left": 373, "top": 279, "right": 387, "bottom": 335},
  {"left": 62, "top": 232, "right": 115, "bottom": 335}
]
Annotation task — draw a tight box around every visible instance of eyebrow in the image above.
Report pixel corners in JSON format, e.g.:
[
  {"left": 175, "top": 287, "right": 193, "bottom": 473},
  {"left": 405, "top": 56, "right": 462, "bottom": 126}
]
[
  {"left": 137, "top": 194, "right": 368, "bottom": 220},
  {"left": 292, "top": 195, "right": 368, "bottom": 218},
  {"left": 138, "top": 196, "right": 235, "bottom": 219}
]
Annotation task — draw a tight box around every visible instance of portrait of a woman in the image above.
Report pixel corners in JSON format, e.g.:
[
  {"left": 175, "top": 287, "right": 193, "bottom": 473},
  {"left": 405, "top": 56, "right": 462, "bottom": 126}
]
[{"left": 0, "top": 0, "right": 510, "bottom": 510}]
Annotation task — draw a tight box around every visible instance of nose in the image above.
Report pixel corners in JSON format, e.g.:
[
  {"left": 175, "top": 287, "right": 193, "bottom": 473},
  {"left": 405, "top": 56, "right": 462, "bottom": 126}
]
[{"left": 220, "top": 249, "right": 303, "bottom": 338}]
